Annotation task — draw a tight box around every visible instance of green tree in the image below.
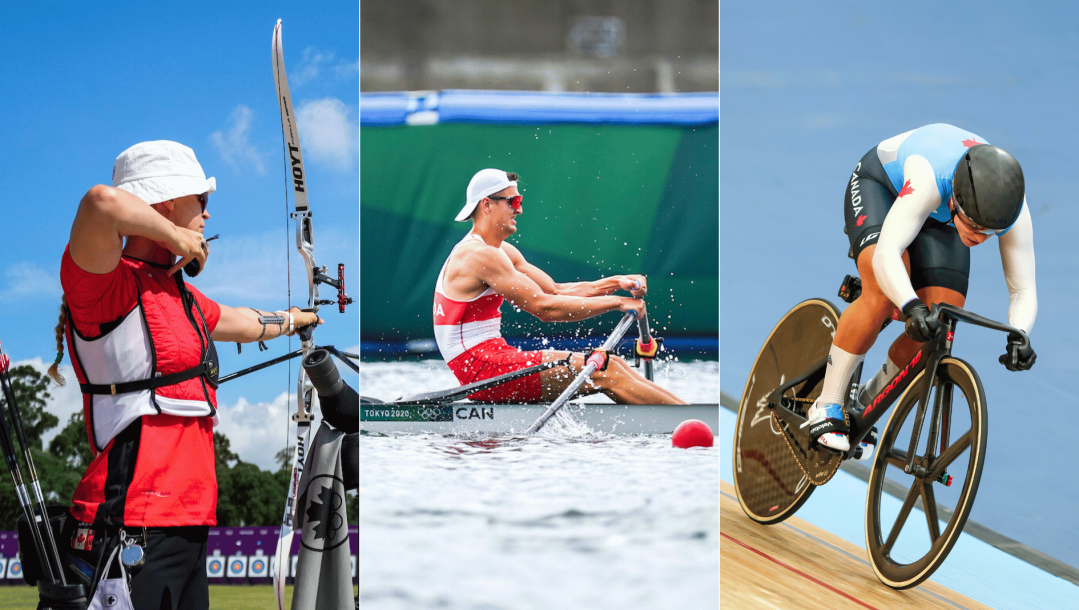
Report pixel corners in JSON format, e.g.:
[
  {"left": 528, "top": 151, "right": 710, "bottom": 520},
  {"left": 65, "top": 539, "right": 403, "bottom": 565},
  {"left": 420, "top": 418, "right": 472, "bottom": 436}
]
[
  {"left": 215, "top": 432, "right": 290, "bottom": 526},
  {"left": 0, "top": 365, "right": 71, "bottom": 530}
]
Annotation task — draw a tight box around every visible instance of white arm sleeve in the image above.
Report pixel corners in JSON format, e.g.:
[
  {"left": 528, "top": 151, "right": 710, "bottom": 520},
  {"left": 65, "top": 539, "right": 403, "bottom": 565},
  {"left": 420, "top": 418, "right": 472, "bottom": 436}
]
[
  {"left": 872, "top": 155, "right": 941, "bottom": 309},
  {"left": 997, "top": 199, "right": 1037, "bottom": 333}
]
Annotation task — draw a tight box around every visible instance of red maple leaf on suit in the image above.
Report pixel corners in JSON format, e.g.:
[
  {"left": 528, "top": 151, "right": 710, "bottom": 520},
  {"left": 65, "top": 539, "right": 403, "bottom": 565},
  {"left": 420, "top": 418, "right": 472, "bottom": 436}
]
[
  {"left": 961, "top": 138, "right": 980, "bottom": 147},
  {"left": 856, "top": 215, "right": 867, "bottom": 227},
  {"left": 898, "top": 180, "right": 915, "bottom": 198}
]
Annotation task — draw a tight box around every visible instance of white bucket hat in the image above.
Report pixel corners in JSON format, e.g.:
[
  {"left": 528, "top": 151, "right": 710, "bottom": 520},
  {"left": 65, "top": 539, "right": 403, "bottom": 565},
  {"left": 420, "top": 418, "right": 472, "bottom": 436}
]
[
  {"left": 455, "top": 168, "right": 516, "bottom": 222},
  {"left": 112, "top": 141, "right": 216, "bottom": 205}
]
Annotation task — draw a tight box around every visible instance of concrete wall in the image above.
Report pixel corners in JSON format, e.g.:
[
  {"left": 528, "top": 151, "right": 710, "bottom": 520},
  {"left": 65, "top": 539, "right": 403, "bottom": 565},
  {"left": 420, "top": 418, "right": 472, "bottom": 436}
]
[{"left": 361, "top": 0, "right": 718, "bottom": 93}]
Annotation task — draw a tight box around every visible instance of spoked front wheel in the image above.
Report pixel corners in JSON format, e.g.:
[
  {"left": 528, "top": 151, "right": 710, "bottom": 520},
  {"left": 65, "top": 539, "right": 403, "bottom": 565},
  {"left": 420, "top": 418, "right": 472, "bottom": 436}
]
[
  {"left": 733, "top": 298, "right": 841, "bottom": 524},
  {"left": 865, "top": 357, "right": 987, "bottom": 589}
]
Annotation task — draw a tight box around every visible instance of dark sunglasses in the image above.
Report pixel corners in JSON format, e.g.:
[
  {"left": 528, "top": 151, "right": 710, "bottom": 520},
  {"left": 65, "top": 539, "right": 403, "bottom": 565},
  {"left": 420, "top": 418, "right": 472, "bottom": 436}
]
[
  {"left": 488, "top": 195, "right": 522, "bottom": 211},
  {"left": 197, "top": 192, "right": 209, "bottom": 213}
]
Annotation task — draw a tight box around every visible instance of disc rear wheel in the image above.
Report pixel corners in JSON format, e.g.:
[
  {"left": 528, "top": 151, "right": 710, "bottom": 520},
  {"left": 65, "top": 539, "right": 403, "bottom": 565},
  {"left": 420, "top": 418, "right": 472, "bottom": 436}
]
[
  {"left": 865, "top": 357, "right": 987, "bottom": 589},
  {"left": 733, "top": 298, "right": 841, "bottom": 524}
]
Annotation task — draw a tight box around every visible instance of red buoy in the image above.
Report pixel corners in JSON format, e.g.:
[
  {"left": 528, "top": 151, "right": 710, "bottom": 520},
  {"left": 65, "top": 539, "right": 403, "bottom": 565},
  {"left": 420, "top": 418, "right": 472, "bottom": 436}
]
[{"left": 672, "top": 419, "right": 714, "bottom": 448}]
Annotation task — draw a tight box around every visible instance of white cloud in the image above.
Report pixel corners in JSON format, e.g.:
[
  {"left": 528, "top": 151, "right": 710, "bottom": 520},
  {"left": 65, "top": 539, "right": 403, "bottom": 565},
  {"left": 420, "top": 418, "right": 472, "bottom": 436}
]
[
  {"left": 297, "top": 98, "right": 357, "bottom": 172},
  {"left": 293, "top": 47, "right": 358, "bottom": 86},
  {"left": 334, "top": 60, "right": 359, "bottom": 81},
  {"left": 0, "top": 262, "right": 62, "bottom": 302},
  {"left": 209, "top": 105, "right": 267, "bottom": 175},
  {"left": 214, "top": 391, "right": 295, "bottom": 471},
  {"left": 293, "top": 47, "right": 331, "bottom": 85},
  {"left": 215, "top": 391, "right": 345, "bottom": 471}
]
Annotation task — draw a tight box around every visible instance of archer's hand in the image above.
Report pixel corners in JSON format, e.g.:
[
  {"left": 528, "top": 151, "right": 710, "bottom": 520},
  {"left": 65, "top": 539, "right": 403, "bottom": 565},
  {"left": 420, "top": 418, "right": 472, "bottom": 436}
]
[
  {"left": 167, "top": 227, "right": 209, "bottom": 277},
  {"left": 619, "top": 275, "right": 647, "bottom": 298},
  {"left": 287, "top": 307, "right": 323, "bottom": 337},
  {"left": 1000, "top": 331, "right": 1036, "bottom": 371},
  {"left": 902, "top": 299, "right": 937, "bottom": 343}
]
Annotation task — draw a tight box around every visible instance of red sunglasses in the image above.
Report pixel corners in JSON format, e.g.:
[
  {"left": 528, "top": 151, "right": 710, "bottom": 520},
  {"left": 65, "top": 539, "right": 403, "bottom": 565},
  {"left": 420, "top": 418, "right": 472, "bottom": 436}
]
[{"left": 488, "top": 195, "right": 522, "bottom": 211}]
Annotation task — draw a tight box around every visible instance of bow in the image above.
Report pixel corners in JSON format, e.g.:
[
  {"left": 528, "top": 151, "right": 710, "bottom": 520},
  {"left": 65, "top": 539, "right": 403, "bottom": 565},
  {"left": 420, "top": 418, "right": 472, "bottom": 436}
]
[{"left": 270, "top": 19, "right": 352, "bottom": 610}]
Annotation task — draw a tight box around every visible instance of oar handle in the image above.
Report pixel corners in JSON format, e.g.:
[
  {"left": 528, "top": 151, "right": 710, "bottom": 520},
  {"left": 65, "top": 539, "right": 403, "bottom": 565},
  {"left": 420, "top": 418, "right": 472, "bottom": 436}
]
[{"left": 526, "top": 311, "right": 638, "bottom": 434}]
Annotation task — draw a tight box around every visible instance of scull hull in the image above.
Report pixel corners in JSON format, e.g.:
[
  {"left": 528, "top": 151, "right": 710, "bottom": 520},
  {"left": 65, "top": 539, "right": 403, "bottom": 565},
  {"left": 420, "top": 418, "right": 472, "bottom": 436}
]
[{"left": 361, "top": 402, "right": 719, "bottom": 435}]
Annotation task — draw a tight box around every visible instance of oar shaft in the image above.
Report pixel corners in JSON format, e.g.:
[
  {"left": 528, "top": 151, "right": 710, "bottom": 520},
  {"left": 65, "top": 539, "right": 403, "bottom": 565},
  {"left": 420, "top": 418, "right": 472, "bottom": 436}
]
[
  {"left": 397, "top": 356, "right": 571, "bottom": 405},
  {"left": 526, "top": 311, "right": 638, "bottom": 434}
]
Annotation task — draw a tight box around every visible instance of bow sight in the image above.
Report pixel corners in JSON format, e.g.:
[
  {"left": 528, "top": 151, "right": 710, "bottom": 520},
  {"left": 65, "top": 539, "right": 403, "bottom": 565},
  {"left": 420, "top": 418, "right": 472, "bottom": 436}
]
[{"left": 314, "top": 263, "right": 353, "bottom": 313}]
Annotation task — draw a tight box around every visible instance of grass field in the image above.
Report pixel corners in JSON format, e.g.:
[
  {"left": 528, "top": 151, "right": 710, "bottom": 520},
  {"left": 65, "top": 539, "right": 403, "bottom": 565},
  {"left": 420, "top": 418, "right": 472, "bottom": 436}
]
[{"left": 0, "top": 583, "right": 357, "bottom": 609}]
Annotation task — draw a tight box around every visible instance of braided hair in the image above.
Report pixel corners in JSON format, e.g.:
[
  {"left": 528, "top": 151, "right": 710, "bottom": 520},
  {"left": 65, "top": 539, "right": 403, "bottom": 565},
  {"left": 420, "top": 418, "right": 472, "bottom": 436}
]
[{"left": 46, "top": 296, "right": 67, "bottom": 387}]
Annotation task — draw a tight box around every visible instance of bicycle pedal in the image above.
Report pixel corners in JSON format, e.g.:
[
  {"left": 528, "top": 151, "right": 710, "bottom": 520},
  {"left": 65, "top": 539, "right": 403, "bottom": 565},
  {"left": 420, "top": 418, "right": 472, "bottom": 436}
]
[
  {"left": 864, "top": 426, "right": 878, "bottom": 447},
  {"left": 852, "top": 441, "right": 874, "bottom": 461}
]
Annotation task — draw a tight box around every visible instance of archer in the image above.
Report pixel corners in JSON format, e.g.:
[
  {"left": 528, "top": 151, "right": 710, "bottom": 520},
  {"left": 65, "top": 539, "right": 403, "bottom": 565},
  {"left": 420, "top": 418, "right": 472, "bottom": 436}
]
[{"left": 47, "top": 140, "right": 320, "bottom": 607}]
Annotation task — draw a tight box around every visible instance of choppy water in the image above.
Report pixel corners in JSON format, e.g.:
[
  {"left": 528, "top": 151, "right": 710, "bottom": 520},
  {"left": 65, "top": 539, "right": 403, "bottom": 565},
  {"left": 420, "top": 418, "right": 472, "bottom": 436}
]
[
  {"left": 359, "top": 358, "right": 719, "bottom": 404},
  {"left": 359, "top": 359, "right": 719, "bottom": 610}
]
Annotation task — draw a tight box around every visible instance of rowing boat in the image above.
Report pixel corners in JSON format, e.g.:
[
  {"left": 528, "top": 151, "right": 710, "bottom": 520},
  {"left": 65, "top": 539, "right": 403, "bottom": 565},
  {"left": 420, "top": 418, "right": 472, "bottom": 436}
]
[{"left": 361, "top": 401, "right": 719, "bottom": 435}]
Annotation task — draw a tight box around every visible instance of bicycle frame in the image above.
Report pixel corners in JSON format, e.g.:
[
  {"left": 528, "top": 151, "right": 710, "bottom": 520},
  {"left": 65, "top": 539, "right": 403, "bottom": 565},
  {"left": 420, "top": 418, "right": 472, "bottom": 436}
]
[{"left": 770, "top": 303, "right": 1026, "bottom": 472}]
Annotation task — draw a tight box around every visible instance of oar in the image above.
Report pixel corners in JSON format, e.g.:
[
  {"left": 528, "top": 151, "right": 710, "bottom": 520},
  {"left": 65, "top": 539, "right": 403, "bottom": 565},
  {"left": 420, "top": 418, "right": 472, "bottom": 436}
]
[
  {"left": 526, "top": 310, "right": 638, "bottom": 434},
  {"left": 635, "top": 308, "right": 656, "bottom": 381},
  {"left": 394, "top": 356, "right": 573, "bottom": 405}
]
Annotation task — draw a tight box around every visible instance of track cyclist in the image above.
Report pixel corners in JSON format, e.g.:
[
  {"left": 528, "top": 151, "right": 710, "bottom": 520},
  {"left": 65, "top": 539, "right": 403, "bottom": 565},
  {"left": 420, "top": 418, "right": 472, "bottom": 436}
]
[
  {"left": 804, "top": 123, "right": 1037, "bottom": 453},
  {"left": 433, "top": 168, "right": 685, "bottom": 405}
]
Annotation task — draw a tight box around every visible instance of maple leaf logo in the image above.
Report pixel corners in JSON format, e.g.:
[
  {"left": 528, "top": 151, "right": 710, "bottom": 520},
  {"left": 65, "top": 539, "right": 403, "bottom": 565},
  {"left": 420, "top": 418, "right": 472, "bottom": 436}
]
[
  {"left": 898, "top": 180, "right": 915, "bottom": 198},
  {"left": 305, "top": 485, "right": 345, "bottom": 543},
  {"left": 961, "top": 138, "right": 980, "bottom": 148},
  {"left": 856, "top": 215, "right": 867, "bottom": 227}
]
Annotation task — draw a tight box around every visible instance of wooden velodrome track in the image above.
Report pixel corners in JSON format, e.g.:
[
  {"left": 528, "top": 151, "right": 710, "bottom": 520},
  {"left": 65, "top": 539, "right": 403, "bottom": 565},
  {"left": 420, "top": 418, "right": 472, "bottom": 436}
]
[{"left": 721, "top": 480, "right": 992, "bottom": 610}]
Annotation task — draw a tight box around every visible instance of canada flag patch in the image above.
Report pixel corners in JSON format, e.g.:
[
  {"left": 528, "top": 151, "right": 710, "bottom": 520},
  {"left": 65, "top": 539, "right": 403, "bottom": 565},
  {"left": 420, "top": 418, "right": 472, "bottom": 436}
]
[{"left": 72, "top": 526, "right": 94, "bottom": 551}]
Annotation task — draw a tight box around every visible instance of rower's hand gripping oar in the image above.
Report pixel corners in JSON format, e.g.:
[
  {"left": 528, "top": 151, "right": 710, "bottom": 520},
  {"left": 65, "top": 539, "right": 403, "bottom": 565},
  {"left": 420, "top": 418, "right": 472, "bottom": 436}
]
[{"left": 526, "top": 310, "right": 639, "bottom": 434}]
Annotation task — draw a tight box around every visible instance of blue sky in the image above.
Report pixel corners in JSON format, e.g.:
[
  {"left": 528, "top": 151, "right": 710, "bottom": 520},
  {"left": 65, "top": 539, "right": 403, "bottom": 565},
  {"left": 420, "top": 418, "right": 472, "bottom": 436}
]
[
  {"left": 0, "top": 2, "right": 358, "bottom": 470},
  {"left": 722, "top": 1, "right": 1079, "bottom": 568}
]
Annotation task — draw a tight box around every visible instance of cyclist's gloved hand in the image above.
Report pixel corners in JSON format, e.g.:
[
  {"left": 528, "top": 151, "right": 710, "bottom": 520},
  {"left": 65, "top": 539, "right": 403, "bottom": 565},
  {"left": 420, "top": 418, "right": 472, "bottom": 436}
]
[
  {"left": 999, "top": 331, "right": 1036, "bottom": 371},
  {"left": 902, "top": 299, "right": 937, "bottom": 342}
]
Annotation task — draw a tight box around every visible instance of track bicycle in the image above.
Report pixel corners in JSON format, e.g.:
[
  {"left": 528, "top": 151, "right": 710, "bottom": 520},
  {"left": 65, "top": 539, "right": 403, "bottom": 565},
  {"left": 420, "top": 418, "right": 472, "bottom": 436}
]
[{"left": 732, "top": 278, "right": 1031, "bottom": 589}]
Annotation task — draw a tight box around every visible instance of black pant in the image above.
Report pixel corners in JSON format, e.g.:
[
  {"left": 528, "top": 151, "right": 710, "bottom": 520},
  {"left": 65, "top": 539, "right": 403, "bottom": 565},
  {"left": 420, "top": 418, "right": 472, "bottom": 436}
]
[{"left": 126, "top": 526, "right": 209, "bottom": 610}]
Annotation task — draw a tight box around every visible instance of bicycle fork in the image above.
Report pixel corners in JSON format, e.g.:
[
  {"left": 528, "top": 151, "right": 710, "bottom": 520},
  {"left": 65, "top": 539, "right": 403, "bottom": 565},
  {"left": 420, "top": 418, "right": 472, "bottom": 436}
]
[{"left": 900, "top": 316, "right": 956, "bottom": 486}]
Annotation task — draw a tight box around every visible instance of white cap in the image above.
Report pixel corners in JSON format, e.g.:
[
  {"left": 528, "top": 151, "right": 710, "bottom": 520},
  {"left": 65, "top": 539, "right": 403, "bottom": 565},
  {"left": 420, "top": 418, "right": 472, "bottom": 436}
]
[
  {"left": 112, "top": 141, "right": 216, "bottom": 205},
  {"left": 455, "top": 168, "right": 516, "bottom": 222}
]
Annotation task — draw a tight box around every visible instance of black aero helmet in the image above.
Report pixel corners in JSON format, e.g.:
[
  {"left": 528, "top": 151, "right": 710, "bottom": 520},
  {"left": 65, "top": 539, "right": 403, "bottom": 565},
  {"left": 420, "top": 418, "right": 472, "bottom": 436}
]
[{"left": 951, "top": 144, "right": 1025, "bottom": 230}]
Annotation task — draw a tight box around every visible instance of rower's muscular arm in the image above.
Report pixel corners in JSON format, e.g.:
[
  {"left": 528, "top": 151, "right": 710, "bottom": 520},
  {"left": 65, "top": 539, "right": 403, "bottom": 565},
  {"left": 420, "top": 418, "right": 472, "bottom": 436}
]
[
  {"left": 998, "top": 201, "right": 1037, "bottom": 333},
  {"left": 872, "top": 155, "right": 940, "bottom": 309},
  {"left": 68, "top": 185, "right": 205, "bottom": 275},
  {"left": 472, "top": 245, "right": 642, "bottom": 322},
  {"left": 502, "top": 242, "right": 647, "bottom": 298},
  {"left": 211, "top": 305, "right": 322, "bottom": 343}
]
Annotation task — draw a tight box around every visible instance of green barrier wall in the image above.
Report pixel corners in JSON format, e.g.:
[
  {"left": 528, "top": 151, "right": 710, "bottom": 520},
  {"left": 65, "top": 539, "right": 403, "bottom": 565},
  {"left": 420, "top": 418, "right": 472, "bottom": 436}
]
[{"left": 361, "top": 122, "right": 717, "bottom": 341}]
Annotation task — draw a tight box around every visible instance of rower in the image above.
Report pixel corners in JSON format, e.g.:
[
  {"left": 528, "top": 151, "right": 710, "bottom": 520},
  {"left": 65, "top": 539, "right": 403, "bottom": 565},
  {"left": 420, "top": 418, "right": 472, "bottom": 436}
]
[{"left": 432, "top": 168, "right": 685, "bottom": 405}]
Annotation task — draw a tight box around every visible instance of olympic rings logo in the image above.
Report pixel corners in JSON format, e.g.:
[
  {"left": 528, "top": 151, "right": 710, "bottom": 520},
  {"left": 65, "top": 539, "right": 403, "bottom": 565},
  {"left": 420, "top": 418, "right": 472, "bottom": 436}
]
[{"left": 416, "top": 407, "right": 442, "bottom": 420}]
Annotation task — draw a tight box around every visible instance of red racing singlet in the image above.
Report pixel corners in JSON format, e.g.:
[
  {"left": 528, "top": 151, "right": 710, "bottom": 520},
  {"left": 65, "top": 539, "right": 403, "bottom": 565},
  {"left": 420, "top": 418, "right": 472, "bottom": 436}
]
[
  {"left": 433, "top": 234, "right": 505, "bottom": 363},
  {"left": 432, "top": 235, "right": 544, "bottom": 402}
]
